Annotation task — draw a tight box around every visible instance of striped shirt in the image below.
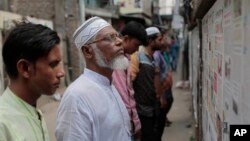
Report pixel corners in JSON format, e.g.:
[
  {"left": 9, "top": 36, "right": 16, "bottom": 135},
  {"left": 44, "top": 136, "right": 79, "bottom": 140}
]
[{"left": 130, "top": 51, "right": 157, "bottom": 117}]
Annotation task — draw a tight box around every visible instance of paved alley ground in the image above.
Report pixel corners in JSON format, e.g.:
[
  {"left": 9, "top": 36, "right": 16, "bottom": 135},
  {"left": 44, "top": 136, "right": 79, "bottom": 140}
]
[{"left": 161, "top": 84, "right": 195, "bottom": 141}]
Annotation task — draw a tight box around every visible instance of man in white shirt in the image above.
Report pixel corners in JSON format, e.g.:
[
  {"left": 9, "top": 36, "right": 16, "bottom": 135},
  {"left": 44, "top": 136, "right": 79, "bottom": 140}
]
[{"left": 56, "top": 16, "right": 132, "bottom": 141}]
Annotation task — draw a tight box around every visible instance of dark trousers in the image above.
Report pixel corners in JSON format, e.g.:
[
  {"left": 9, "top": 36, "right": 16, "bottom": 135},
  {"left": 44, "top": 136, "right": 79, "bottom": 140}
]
[
  {"left": 155, "top": 89, "right": 174, "bottom": 141},
  {"left": 155, "top": 108, "right": 167, "bottom": 141},
  {"left": 165, "top": 89, "right": 174, "bottom": 115},
  {"left": 139, "top": 115, "right": 156, "bottom": 141}
]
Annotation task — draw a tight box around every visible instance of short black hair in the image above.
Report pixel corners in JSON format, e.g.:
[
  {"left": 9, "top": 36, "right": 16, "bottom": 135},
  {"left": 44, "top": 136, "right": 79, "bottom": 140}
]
[
  {"left": 147, "top": 33, "right": 161, "bottom": 41},
  {"left": 121, "top": 21, "right": 147, "bottom": 45},
  {"left": 2, "top": 22, "right": 60, "bottom": 79}
]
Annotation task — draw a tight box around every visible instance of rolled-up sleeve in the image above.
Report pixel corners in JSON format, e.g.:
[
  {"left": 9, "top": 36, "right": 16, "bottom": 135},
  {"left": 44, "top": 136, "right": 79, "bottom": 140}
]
[{"left": 130, "top": 52, "right": 139, "bottom": 81}]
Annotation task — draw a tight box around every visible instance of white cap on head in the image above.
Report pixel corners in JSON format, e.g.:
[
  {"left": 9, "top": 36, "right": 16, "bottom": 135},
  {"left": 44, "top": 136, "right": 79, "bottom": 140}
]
[
  {"left": 73, "top": 16, "right": 111, "bottom": 49},
  {"left": 146, "top": 27, "right": 160, "bottom": 36}
]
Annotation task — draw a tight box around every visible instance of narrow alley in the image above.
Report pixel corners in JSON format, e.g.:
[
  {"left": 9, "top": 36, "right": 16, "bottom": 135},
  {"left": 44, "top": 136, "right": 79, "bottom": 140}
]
[
  {"left": 2, "top": 0, "right": 249, "bottom": 141},
  {"left": 162, "top": 73, "right": 195, "bottom": 141}
]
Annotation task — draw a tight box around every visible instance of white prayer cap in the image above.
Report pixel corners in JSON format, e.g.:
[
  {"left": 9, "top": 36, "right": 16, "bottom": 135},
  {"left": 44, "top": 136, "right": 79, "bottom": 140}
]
[
  {"left": 146, "top": 27, "right": 160, "bottom": 36},
  {"left": 73, "top": 16, "right": 111, "bottom": 49}
]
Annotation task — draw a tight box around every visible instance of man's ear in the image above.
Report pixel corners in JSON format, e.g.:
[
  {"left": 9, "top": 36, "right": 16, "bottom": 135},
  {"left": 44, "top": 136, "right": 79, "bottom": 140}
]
[
  {"left": 81, "top": 45, "right": 94, "bottom": 59},
  {"left": 123, "top": 35, "right": 129, "bottom": 41},
  {"left": 16, "top": 59, "right": 32, "bottom": 78},
  {"left": 148, "top": 38, "right": 153, "bottom": 45},
  {"left": 121, "top": 35, "right": 129, "bottom": 47}
]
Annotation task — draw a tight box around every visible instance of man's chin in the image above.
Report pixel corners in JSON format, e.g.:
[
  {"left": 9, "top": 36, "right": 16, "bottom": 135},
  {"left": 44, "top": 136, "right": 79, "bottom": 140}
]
[
  {"left": 44, "top": 89, "right": 56, "bottom": 96},
  {"left": 111, "top": 56, "right": 129, "bottom": 70}
]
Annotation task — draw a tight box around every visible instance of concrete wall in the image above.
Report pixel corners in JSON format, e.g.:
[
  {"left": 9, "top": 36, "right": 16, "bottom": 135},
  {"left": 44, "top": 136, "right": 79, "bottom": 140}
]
[
  {"left": 6, "top": 0, "right": 82, "bottom": 82},
  {"left": 189, "top": 0, "right": 250, "bottom": 141}
]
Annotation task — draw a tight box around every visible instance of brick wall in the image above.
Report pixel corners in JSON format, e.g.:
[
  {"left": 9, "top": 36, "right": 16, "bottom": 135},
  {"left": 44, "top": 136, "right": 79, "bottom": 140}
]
[
  {"left": 9, "top": 0, "right": 82, "bottom": 83},
  {"left": 9, "top": 0, "right": 55, "bottom": 19}
]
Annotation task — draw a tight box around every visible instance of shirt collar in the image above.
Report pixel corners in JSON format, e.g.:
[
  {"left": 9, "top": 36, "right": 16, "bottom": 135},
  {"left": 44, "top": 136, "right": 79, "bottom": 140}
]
[
  {"left": 84, "top": 68, "right": 111, "bottom": 87},
  {"left": 3, "top": 87, "right": 39, "bottom": 118},
  {"left": 125, "top": 54, "right": 131, "bottom": 61}
]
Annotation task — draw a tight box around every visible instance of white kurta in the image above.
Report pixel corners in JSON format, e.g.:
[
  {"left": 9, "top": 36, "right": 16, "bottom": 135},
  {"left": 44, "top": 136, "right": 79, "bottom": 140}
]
[{"left": 56, "top": 69, "right": 131, "bottom": 141}]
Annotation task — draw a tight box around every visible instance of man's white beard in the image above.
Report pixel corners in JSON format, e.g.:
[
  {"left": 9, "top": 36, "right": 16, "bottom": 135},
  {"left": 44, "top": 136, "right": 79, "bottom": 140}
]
[{"left": 92, "top": 45, "right": 129, "bottom": 70}]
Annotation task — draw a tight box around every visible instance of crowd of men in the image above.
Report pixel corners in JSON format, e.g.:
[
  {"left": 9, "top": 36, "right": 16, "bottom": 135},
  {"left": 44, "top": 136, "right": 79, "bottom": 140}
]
[{"left": 0, "top": 16, "right": 178, "bottom": 141}]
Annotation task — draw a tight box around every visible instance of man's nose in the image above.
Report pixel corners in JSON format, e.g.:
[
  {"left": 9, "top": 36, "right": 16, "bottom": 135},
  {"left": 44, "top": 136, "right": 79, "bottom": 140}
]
[
  {"left": 57, "top": 65, "right": 65, "bottom": 78},
  {"left": 115, "top": 37, "right": 123, "bottom": 47}
]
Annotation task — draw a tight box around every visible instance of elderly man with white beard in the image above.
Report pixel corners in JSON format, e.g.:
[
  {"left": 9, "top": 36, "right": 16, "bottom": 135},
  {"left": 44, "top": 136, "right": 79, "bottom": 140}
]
[{"left": 56, "top": 16, "right": 131, "bottom": 141}]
